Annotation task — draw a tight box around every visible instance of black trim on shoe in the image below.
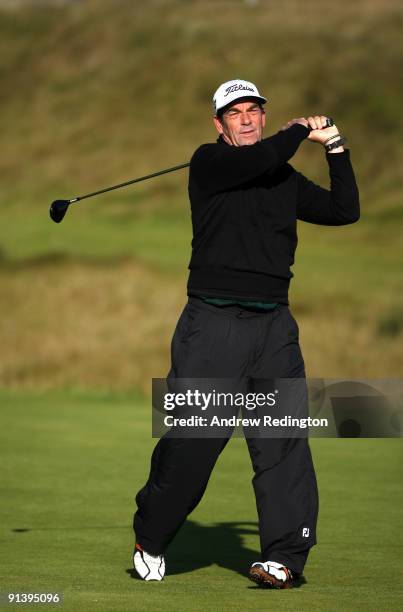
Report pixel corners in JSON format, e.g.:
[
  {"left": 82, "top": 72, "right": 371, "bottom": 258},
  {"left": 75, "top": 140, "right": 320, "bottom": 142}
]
[
  {"left": 134, "top": 546, "right": 151, "bottom": 580},
  {"left": 249, "top": 563, "right": 295, "bottom": 589}
]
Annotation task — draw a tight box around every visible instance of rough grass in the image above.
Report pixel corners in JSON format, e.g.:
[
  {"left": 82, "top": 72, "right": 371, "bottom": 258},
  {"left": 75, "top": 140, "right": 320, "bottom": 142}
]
[
  {"left": 0, "top": 389, "right": 402, "bottom": 612},
  {"left": 0, "top": 257, "right": 184, "bottom": 392},
  {"left": 1, "top": 234, "right": 402, "bottom": 392},
  {"left": 0, "top": 0, "right": 402, "bottom": 213},
  {"left": 0, "top": 0, "right": 402, "bottom": 391}
]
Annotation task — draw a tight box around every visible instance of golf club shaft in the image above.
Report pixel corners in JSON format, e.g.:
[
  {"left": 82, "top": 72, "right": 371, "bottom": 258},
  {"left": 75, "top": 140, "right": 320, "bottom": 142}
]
[
  {"left": 50, "top": 118, "right": 335, "bottom": 223},
  {"left": 67, "top": 119, "right": 333, "bottom": 204},
  {"left": 68, "top": 162, "right": 190, "bottom": 204}
]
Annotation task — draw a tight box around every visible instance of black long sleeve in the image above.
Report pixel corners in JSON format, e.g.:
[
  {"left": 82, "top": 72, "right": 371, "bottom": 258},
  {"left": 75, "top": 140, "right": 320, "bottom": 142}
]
[
  {"left": 187, "top": 135, "right": 360, "bottom": 303},
  {"left": 191, "top": 123, "right": 309, "bottom": 196},
  {"left": 296, "top": 150, "right": 360, "bottom": 225}
]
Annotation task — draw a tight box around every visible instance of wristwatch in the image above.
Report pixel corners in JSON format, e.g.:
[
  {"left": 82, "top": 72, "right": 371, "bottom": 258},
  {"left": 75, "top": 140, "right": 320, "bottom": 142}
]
[{"left": 325, "top": 137, "right": 347, "bottom": 152}]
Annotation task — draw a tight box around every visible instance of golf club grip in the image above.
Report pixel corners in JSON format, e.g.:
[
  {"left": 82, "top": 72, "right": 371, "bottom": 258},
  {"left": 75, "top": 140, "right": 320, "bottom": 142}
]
[{"left": 307, "top": 117, "right": 334, "bottom": 132}]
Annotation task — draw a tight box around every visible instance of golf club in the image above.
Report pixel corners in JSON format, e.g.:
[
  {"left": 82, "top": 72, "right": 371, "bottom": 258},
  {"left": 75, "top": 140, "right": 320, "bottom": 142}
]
[
  {"left": 49, "top": 162, "right": 190, "bottom": 223},
  {"left": 49, "top": 118, "right": 334, "bottom": 223}
]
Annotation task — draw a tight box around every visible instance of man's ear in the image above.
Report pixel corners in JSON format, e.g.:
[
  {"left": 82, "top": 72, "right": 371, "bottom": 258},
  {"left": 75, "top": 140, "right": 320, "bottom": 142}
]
[
  {"left": 261, "top": 108, "right": 266, "bottom": 129},
  {"left": 213, "top": 115, "right": 224, "bottom": 135}
]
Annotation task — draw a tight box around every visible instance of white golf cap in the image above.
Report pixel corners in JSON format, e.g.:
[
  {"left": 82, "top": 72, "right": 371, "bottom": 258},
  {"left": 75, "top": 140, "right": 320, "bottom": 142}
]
[{"left": 213, "top": 79, "right": 267, "bottom": 115}]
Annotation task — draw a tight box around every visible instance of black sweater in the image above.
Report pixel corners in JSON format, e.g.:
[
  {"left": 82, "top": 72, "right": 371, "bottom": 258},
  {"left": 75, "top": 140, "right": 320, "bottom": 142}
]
[{"left": 187, "top": 123, "right": 360, "bottom": 303}]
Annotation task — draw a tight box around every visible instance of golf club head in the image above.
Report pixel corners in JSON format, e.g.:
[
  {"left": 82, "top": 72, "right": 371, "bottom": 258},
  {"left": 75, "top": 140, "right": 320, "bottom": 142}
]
[{"left": 49, "top": 200, "right": 70, "bottom": 223}]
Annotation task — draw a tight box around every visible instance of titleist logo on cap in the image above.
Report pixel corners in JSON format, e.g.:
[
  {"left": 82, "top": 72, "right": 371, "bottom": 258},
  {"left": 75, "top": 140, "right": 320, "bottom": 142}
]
[
  {"left": 224, "top": 83, "right": 255, "bottom": 97},
  {"left": 213, "top": 79, "right": 267, "bottom": 114}
]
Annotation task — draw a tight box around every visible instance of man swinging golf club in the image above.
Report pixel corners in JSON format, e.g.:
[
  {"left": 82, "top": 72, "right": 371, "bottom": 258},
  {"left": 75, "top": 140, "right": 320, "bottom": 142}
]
[{"left": 133, "top": 79, "right": 360, "bottom": 587}]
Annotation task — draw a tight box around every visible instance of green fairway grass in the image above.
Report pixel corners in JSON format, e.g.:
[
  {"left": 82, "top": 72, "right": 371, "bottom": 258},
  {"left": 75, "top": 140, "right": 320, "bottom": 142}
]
[{"left": 0, "top": 389, "right": 401, "bottom": 611}]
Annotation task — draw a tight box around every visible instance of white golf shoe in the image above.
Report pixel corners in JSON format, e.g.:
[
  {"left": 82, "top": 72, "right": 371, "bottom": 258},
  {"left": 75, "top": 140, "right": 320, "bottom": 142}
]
[
  {"left": 249, "top": 560, "right": 295, "bottom": 589},
  {"left": 133, "top": 544, "right": 165, "bottom": 581}
]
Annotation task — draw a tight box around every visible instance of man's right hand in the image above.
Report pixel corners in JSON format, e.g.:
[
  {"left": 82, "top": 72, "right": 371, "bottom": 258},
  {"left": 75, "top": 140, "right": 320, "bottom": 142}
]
[{"left": 280, "top": 118, "right": 309, "bottom": 131}]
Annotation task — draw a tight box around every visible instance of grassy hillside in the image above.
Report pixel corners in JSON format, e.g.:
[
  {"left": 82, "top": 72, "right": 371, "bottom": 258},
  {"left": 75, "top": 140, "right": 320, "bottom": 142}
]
[
  {"left": 0, "top": 0, "right": 402, "bottom": 390},
  {"left": 1, "top": 0, "right": 402, "bottom": 214}
]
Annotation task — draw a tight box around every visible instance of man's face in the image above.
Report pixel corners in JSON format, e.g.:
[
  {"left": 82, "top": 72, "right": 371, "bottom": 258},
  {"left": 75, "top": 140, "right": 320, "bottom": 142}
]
[{"left": 213, "top": 99, "right": 266, "bottom": 147}]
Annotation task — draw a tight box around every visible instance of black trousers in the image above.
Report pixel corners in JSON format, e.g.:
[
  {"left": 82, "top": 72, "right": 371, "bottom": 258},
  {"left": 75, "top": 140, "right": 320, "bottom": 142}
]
[{"left": 134, "top": 297, "right": 319, "bottom": 574}]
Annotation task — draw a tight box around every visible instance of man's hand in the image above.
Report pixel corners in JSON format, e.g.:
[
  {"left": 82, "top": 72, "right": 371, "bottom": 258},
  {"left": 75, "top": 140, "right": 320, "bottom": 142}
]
[
  {"left": 306, "top": 115, "right": 339, "bottom": 144},
  {"left": 281, "top": 116, "right": 339, "bottom": 141},
  {"left": 281, "top": 115, "right": 343, "bottom": 151}
]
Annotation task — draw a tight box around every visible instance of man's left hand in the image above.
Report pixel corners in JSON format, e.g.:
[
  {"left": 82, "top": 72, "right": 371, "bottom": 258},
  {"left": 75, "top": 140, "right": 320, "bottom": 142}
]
[{"left": 306, "top": 115, "right": 339, "bottom": 144}]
